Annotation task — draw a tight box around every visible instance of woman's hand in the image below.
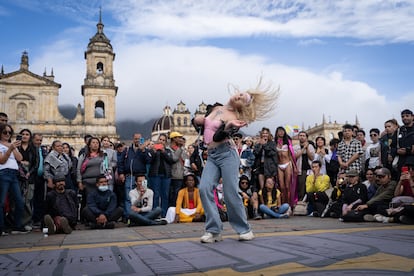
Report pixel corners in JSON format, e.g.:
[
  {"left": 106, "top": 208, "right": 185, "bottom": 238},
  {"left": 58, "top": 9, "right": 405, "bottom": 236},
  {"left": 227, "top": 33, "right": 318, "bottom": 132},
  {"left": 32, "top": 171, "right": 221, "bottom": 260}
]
[{"left": 226, "top": 119, "right": 247, "bottom": 129}]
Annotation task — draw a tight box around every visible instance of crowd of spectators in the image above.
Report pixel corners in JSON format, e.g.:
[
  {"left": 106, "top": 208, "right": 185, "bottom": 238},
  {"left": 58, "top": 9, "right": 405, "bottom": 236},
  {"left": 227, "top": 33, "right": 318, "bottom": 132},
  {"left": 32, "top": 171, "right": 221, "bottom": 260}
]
[{"left": 0, "top": 108, "right": 413, "bottom": 236}]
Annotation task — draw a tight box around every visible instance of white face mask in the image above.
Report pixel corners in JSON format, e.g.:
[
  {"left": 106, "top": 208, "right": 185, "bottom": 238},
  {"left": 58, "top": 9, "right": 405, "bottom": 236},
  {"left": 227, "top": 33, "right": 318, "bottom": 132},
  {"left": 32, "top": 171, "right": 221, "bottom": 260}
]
[{"left": 98, "top": 185, "right": 109, "bottom": 192}]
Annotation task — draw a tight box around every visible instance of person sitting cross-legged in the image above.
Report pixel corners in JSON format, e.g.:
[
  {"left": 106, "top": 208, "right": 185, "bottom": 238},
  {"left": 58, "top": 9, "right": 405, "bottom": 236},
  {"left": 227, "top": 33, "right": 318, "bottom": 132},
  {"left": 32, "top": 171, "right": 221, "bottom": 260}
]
[
  {"left": 165, "top": 173, "right": 205, "bottom": 223},
  {"left": 81, "top": 175, "right": 123, "bottom": 229},
  {"left": 44, "top": 175, "right": 78, "bottom": 234},
  {"left": 128, "top": 174, "right": 167, "bottom": 226},
  {"left": 258, "top": 176, "right": 290, "bottom": 219}
]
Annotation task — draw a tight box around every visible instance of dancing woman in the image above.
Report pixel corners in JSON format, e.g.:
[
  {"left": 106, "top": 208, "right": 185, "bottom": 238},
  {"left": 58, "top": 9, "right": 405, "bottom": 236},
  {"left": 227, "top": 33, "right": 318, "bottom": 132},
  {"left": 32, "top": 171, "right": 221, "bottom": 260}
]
[{"left": 193, "top": 80, "right": 278, "bottom": 243}]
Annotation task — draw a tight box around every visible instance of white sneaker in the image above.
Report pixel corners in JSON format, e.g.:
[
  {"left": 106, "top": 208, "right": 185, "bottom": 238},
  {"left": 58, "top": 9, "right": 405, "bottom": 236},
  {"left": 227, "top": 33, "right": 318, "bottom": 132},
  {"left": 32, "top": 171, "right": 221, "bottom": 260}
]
[
  {"left": 200, "top": 232, "right": 222, "bottom": 243},
  {"left": 239, "top": 230, "right": 254, "bottom": 241},
  {"left": 374, "top": 214, "right": 392, "bottom": 223}
]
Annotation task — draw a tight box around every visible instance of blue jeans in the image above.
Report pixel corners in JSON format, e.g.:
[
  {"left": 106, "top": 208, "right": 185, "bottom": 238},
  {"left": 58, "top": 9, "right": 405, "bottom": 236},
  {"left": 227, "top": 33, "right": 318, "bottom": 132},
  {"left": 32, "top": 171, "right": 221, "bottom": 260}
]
[
  {"left": 123, "top": 175, "right": 137, "bottom": 217},
  {"left": 199, "top": 142, "right": 251, "bottom": 235},
  {"left": 0, "top": 169, "right": 24, "bottom": 230},
  {"left": 128, "top": 207, "right": 162, "bottom": 226},
  {"left": 260, "top": 203, "right": 290, "bottom": 218},
  {"left": 149, "top": 175, "right": 170, "bottom": 217}
]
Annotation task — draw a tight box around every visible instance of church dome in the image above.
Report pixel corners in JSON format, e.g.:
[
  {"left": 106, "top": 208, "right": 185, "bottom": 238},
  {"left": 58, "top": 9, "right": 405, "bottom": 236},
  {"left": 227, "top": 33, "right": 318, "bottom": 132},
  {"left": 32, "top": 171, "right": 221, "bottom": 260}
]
[{"left": 152, "top": 105, "right": 174, "bottom": 132}]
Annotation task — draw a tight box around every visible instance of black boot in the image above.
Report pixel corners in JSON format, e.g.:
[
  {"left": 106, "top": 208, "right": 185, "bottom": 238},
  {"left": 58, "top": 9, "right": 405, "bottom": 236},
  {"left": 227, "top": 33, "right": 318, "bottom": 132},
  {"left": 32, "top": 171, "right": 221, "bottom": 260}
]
[{"left": 253, "top": 209, "right": 262, "bottom": 220}]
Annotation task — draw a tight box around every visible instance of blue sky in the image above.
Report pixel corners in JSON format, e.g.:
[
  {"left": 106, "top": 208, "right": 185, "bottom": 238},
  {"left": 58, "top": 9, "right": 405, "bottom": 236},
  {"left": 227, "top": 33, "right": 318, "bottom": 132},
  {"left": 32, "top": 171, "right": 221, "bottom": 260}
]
[{"left": 1, "top": 0, "right": 413, "bottom": 136}]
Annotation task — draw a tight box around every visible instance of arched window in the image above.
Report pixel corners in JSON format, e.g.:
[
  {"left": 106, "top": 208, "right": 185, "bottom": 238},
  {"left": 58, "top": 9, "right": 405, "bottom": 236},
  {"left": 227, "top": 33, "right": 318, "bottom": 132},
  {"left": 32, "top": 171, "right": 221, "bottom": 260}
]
[
  {"left": 95, "top": 100, "right": 105, "bottom": 118},
  {"left": 183, "top": 117, "right": 188, "bottom": 126},
  {"left": 96, "top": 62, "right": 104, "bottom": 75},
  {"left": 177, "top": 117, "right": 181, "bottom": 126},
  {"left": 17, "top": 103, "right": 27, "bottom": 121}
]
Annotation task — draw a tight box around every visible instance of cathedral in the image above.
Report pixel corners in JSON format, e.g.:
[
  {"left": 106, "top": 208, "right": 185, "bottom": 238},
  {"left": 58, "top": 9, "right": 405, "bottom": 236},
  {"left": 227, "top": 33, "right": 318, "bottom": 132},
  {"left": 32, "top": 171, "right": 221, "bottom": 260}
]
[{"left": 0, "top": 14, "right": 118, "bottom": 151}]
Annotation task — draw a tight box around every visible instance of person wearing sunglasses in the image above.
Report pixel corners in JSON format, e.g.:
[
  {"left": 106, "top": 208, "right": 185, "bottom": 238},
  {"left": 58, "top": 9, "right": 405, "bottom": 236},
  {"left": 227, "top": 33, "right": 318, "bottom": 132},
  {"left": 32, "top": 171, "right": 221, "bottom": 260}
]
[
  {"left": 0, "top": 124, "right": 28, "bottom": 235},
  {"left": 365, "top": 128, "right": 382, "bottom": 171},
  {"left": 354, "top": 167, "right": 397, "bottom": 222}
]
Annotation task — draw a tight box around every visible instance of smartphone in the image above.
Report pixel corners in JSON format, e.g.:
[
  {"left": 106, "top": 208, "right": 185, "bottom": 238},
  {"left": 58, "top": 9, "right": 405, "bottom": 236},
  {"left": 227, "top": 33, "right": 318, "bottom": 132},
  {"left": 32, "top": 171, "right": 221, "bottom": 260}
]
[
  {"left": 140, "top": 137, "right": 145, "bottom": 144},
  {"left": 16, "top": 134, "right": 23, "bottom": 141},
  {"left": 153, "top": 143, "right": 164, "bottom": 151},
  {"left": 401, "top": 166, "right": 409, "bottom": 173}
]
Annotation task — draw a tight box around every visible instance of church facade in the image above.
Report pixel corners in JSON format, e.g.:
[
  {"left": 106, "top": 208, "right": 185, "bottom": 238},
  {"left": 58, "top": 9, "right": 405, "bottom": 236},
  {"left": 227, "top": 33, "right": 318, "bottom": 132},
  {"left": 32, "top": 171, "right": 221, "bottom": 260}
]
[{"left": 0, "top": 15, "right": 118, "bottom": 151}]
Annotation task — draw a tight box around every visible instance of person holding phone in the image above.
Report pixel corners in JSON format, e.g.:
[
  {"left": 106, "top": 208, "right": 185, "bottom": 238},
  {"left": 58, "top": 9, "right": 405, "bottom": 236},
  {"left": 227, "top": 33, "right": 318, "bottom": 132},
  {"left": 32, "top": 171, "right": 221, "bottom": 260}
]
[
  {"left": 192, "top": 79, "right": 278, "bottom": 243},
  {"left": 117, "top": 133, "right": 151, "bottom": 222},
  {"left": 0, "top": 123, "right": 28, "bottom": 234}
]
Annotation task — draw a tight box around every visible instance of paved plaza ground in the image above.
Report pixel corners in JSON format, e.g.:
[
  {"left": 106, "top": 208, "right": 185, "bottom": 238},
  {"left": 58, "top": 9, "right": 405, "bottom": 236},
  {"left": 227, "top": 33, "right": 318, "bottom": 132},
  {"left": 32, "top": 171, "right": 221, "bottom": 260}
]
[{"left": 0, "top": 217, "right": 413, "bottom": 275}]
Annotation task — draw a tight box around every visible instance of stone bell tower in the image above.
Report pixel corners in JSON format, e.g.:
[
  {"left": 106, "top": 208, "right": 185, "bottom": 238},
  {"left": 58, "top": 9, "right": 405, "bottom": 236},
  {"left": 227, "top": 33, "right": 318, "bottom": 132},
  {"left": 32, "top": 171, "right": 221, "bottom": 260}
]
[{"left": 81, "top": 10, "right": 118, "bottom": 135}]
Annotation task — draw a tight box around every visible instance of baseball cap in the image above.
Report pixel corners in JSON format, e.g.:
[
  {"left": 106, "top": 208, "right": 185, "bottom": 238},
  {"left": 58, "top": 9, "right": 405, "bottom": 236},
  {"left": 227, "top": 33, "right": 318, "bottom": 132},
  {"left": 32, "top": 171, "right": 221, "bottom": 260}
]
[{"left": 170, "top": 132, "right": 183, "bottom": 139}]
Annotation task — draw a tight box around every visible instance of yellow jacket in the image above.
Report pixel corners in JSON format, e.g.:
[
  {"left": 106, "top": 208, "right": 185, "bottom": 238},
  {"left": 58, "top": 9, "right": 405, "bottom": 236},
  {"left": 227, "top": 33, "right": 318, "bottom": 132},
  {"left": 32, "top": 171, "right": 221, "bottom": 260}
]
[
  {"left": 306, "top": 174, "right": 330, "bottom": 193},
  {"left": 176, "top": 187, "right": 204, "bottom": 215}
]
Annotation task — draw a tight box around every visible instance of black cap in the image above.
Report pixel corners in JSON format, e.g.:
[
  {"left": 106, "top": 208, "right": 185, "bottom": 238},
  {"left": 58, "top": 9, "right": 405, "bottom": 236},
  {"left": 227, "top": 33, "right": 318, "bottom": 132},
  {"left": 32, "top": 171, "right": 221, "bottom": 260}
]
[
  {"left": 401, "top": 109, "right": 413, "bottom": 115},
  {"left": 53, "top": 175, "right": 66, "bottom": 183}
]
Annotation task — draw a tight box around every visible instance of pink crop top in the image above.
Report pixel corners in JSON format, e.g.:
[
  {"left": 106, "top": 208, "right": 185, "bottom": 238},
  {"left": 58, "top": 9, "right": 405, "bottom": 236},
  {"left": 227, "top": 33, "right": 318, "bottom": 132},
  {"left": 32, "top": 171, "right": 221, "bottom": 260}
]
[{"left": 204, "top": 117, "right": 223, "bottom": 145}]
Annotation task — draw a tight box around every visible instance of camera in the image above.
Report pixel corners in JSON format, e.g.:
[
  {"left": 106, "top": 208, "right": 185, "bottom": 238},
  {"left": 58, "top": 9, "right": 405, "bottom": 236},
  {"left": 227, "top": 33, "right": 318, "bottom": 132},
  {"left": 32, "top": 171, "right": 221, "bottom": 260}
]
[{"left": 16, "top": 134, "right": 23, "bottom": 141}]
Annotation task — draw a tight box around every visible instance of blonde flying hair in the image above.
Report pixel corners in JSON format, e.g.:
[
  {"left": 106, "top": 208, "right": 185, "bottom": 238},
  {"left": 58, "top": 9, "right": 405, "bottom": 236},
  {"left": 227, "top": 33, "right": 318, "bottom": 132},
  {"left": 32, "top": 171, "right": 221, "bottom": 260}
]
[{"left": 230, "top": 78, "right": 279, "bottom": 123}]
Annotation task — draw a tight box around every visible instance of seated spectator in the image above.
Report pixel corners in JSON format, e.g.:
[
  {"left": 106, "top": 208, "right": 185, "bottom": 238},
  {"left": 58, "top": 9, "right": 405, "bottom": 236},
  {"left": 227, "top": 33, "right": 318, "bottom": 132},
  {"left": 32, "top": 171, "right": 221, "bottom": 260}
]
[
  {"left": 324, "top": 172, "right": 347, "bottom": 218},
  {"left": 128, "top": 175, "right": 166, "bottom": 226},
  {"left": 379, "top": 161, "right": 414, "bottom": 224},
  {"left": 44, "top": 175, "right": 78, "bottom": 234},
  {"left": 353, "top": 168, "right": 397, "bottom": 222},
  {"left": 238, "top": 175, "right": 261, "bottom": 220},
  {"left": 81, "top": 175, "right": 123, "bottom": 229},
  {"left": 258, "top": 176, "right": 290, "bottom": 219},
  {"left": 305, "top": 160, "right": 330, "bottom": 217},
  {"left": 165, "top": 174, "right": 204, "bottom": 223},
  {"left": 362, "top": 168, "right": 378, "bottom": 200},
  {"left": 340, "top": 170, "right": 368, "bottom": 220}
]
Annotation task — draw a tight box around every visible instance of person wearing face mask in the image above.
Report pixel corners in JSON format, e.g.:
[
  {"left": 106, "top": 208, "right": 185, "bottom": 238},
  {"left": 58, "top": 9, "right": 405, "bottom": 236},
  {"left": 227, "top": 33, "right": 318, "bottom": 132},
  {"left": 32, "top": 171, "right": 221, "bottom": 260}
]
[
  {"left": 81, "top": 175, "right": 123, "bottom": 229},
  {"left": 44, "top": 175, "right": 78, "bottom": 234}
]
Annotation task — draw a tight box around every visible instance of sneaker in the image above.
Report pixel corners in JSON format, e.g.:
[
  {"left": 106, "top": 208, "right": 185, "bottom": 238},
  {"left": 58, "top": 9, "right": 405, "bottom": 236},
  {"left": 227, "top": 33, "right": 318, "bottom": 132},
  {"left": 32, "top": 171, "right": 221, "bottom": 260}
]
[
  {"left": 60, "top": 217, "right": 73, "bottom": 234},
  {"left": 44, "top": 215, "right": 56, "bottom": 234},
  {"left": 200, "top": 232, "right": 223, "bottom": 243},
  {"left": 239, "top": 230, "right": 254, "bottom": 241},
  {"left": 374, "top": 214, "right": 393, "bottom": 223},
  {"left": 1, "top": 231, "right": 9, "bottom": 236},
  {"left": 363, "top": 214, "right": 375, "bottom": 222},
  {"left": 104, "top": 221, "right": 115, "bottom": 229},
  {"left": 279, "top": 214, "right": 289, "bottom": 219},
  {"left": 24, "top": 225, "right": 33, "bottom": 231},
  {"left": 399, "top": 215, "right": 414, "bottom": 225},
  {"left": 11, "top": 227, "right": 30, "bottom": 234},
  {"left": 154, "top": 219, "right": 168, "bottom": 225}
]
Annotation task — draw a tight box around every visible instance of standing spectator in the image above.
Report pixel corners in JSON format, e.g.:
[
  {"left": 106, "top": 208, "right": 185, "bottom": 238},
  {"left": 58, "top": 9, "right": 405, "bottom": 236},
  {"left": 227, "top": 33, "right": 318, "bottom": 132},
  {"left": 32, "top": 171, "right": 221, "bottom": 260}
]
[
  {"left": 294, "top": 131, "right": 315, "bottom": 201},
  {"left": 365, "top": 128, "right": 382, "bottom": 170},
  {"left": 240, "top": 136, "right": 256, "bottom": 180},
  {"left": 0, "top": 112, "right": 8, "bottom": 125},
  {"left": 326, "top": 138, "right": 340, "bottom": 187},
  {"left": 258, "top": 176, "right": 290, "bottom": 219},
  {"left": 62, "top": 142, "right": 78, "bottom": 193},
  {"left": 81, "top": 175, "right": 123, "bottom": 229},
  {"left": 44, "top": 140, "right": 73, "bottom": 191},
  {"left": 101, "top": 136, "right": 118, "bottom": 191},
  {"left": 305, "top": 160, "right": 331, "bottom": 217},
  {"left": 314, "top": 136, "right": 332, "bottom": 175},
  {"left": 380, "top": 119, "right": 399, "bottom": 180},
  {"left": 78, "top": 134, "right": 92, "bottom": 157},
  {"left": 395, "top": 109, "right": 414, "bottom": 175},
  {"left": 275, "top": 126, "right": 296, "bottom": 205},
  {"left": 128, "top": 174, "right": 167, "bottom": 226},
  {"left": 169, "top": 131, "right": 188, "bottom": 207},
  {"left": 77, "top": 137, "right": 106, "bottom": 196},
  {"left": 0, "top": 124, "right": 28, "bottom": 234},
  {"left": 17, "top": 129, "right": 38, "bottom": 230},
  {"left": 189, "top": 143, "right": 203, "bottom": 181},
  {"left": 118, "top": 133, "right": 150, "bottom": 222},
  {"left": 31, "top": 133, "right": 48, "bottom": 228},
  {"left": 253, "top": 127, "right": 278, "bottom": 190},
  {"left": 165, "top": 174, "right": 204, "bottom": 223},
  {"left": 356, "top": 129, "right": 370, "bottom": 177},
  {"left": 44, "top": 175, "right": 78, "bottom": 234},
  {"left": 337, "top": 124, "right": 363, "bottom": 174},
  {"left": 148, "top": 134, "right": 174, "bottom": 218}
]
